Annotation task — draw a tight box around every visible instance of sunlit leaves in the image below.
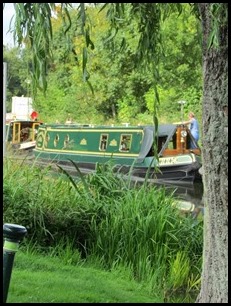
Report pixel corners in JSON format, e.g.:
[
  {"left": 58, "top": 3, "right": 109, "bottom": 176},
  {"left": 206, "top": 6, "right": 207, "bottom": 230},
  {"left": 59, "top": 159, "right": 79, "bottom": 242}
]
[
  {"left": 102, "top": 3, "right": 187, "bottom": 125},
  {"left": 13, "top": 3, "right": 55, "bottom": 93},
  {"left": 12, "top": 3, "right": 74, "bottom": 94},
  {"left": 5, "top": 3, "right": 203, "bottom": 126}
]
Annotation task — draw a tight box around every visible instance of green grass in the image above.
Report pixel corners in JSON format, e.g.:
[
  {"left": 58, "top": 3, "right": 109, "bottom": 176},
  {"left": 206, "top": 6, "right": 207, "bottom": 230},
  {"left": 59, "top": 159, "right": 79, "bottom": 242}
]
[{"left": 7, "top": 251, "right": 160, "bottom": 303}]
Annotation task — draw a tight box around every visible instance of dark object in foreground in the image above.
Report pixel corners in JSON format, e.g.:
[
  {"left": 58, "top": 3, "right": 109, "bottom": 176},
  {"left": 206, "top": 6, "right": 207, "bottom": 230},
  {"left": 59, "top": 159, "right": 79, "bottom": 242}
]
[{"left": 3, "top": 223, "right": 27, "bottom": 303}]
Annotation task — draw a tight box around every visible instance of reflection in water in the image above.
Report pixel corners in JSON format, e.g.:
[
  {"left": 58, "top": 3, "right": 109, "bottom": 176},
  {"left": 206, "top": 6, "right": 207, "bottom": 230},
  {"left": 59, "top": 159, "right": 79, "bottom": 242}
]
[
  {"left": 152, "top": 181, "right": 204, "bottom": 217},
  {"left": 160, "top": 182, "right": 203, "bottom": 206},
  {"left": 123, "top": 174, "right": 204, "bottom": 216}
]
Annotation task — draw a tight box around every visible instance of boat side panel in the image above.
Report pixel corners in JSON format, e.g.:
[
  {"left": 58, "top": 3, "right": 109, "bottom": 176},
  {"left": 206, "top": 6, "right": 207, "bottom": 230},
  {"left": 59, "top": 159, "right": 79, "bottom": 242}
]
[
  {"left": 34, "top": 126, "right": 146, "bottom": 166},
  {"left": 36, "top": 127, "right": 144, "bottom": 154}
]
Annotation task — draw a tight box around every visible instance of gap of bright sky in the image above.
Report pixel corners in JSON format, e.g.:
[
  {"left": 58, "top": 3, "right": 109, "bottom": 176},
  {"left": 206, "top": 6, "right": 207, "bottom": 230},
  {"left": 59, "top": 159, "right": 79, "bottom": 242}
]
[{"left": 3, "top": 3, "right": 15, "bottom": 46}]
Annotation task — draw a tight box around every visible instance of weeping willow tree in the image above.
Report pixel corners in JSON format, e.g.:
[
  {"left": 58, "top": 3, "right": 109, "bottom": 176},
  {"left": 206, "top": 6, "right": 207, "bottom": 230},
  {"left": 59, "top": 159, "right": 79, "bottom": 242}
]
[{"left": 5, "top": 3, "right": 228, "bottom": 303}]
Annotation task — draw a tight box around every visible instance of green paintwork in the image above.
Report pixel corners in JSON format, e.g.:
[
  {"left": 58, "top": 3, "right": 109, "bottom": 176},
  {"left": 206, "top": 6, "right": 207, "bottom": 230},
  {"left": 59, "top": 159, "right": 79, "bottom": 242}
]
[{"left": 34, "top": 125, "right": 147, "bottom": 166}]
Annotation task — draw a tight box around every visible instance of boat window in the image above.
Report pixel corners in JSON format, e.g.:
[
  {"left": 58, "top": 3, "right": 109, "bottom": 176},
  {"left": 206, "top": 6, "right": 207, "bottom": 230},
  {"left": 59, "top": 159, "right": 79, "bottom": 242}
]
[
  {"left": 65, "top": 134, "right": 69, "bottom": 144},
  {"left": 158, "top": 136, "right": 168, "bottom": 152},
  {"left": 147, "top": 146, "right": 154, "bottom": 157},
  {"left": 166, "top": 133, "right": 177, "bottom": 149},
  {"left": 12, "top": 123, "right": 21, "bottom": 143},
  {"left": 20, "top": 127, "right": 31, "bottom": 142},
  {"left": 6, "top": 124, "right": 12, "bottom": 142},
  {"left": 54, "top": 134, "right": 59, "bottom": 147},
  {"left": 120, "top": 135, "right": 131, "bottom": 151},
  {"left": 32, "top": 123, "right": 41, "bottom": 140},
  {"left": 44, "top": 133, "right": 50, "bottom": 147},
  {"left": 100, "top": 134, "right": 108, "bottom": 151}
]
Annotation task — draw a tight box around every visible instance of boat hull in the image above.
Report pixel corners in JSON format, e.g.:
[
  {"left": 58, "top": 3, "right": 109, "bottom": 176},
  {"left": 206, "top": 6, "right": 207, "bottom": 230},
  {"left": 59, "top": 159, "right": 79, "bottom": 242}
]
[
  {"left": 33, "top": 152, "right": 202, "bottom": 185},
  {"left": 131, "top": 162, "right": 202, "bottom": 184}
]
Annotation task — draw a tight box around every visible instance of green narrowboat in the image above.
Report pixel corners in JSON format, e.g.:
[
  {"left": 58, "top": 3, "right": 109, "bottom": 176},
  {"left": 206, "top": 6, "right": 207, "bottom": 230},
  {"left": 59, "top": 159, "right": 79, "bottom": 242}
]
[{"left": 33, "top": 123, "right": 202, "bottom": 184}]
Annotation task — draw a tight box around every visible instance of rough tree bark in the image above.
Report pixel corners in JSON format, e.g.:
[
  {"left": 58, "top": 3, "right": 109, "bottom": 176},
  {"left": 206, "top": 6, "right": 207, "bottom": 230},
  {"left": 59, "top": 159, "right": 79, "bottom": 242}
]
[{"left": 196, "top": 3, "right": 228, "bottom": 303}]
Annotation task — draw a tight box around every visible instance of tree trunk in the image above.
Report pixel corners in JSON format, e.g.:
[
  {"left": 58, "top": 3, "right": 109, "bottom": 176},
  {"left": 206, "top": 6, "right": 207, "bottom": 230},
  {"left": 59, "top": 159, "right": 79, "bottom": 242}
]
[{"left": 196, "top": 3, "right": 228, "bottom": 303}]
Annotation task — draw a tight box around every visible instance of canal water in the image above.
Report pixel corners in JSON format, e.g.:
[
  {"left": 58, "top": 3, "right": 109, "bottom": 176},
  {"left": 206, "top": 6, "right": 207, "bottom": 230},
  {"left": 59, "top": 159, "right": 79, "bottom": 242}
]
[
  {"left": 153, "top": 181, "right": 204, "bottom": 216},
  {"left": 158, "top": 181, "right": 203, "bottom": 205}
]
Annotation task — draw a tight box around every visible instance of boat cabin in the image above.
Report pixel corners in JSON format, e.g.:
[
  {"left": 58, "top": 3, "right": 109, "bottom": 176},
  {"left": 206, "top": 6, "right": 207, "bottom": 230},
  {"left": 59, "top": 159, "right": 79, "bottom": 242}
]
[
  {"left": 6, "top": 119, "right": 42, "bottom": 150},
  {"left": 157, "top": 124, "right": 200, "bottom": 156},
  {"left": 34, "top": 123, "right": 200, "bottom": 162}
]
